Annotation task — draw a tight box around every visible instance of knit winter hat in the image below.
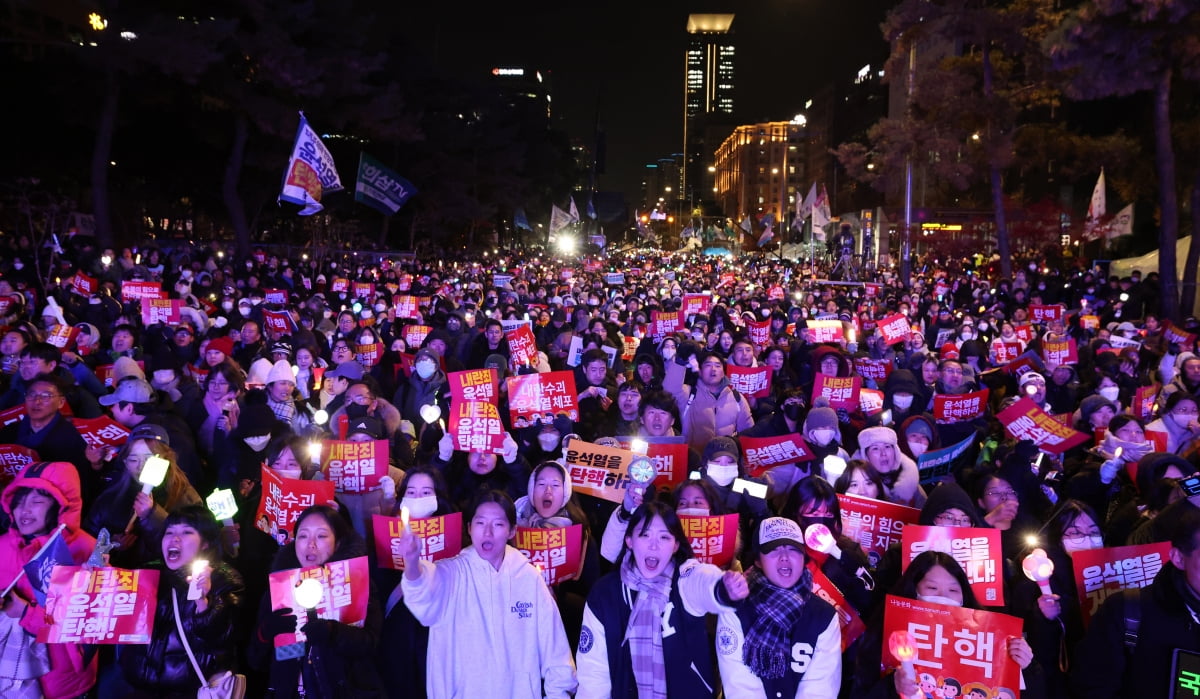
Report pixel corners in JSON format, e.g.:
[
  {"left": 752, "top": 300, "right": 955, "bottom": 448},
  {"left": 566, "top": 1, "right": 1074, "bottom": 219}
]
[
  {"left": 702, "top": 436, "right": 740, "bottom": 463},
  {"left": 904, "top": 419, "right": 934, "bottom": 442},
  {"left": 803, "top": 404, "right": 839, "bottom": 434},
  {"left": 266, "top": 359, "right": 295, "bottom": 386},
  {"left": 1079, "top": 394, "right": 1116, "bottom": 425},
  {"left": 206, "top": 335, "right": 235, "bottom": 359}
]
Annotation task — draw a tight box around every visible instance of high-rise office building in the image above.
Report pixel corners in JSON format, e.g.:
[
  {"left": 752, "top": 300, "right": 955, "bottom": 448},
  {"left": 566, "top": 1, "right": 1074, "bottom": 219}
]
[{"left": 684, "top": 13, "right": 735, "bottom": 205}]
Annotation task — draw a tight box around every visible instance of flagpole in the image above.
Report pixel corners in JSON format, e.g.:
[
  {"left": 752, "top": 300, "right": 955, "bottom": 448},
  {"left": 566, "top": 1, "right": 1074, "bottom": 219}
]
[{"left": 1, "top": 523, "right": 67, "bottom": 598}]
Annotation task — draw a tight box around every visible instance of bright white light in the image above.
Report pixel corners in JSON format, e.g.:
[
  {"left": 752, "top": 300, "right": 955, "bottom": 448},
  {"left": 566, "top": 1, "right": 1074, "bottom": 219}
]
[
  {"left": 120, "top": 31, "right": 137, "bottom": 40},
  {"left": 556, "top": 235, "right": 577, "bottom": 255},
  {"left": 294, "top": 578, "right": 323, "bottom": 609}
]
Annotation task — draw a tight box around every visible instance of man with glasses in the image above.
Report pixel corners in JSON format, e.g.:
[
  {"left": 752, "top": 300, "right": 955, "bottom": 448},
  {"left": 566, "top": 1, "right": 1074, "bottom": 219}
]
[
  {"left": 100, "top": 375, "right": 202, "bottom": 488},
  {"left": 0, "top": 372, "right": 92, "bottom": 496},
  {"left": 0, "top": 342, "right": 103, "bottom": 417}
]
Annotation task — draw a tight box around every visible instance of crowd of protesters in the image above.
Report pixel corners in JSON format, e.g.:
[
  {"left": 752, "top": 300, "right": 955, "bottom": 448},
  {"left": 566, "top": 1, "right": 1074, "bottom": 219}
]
[{"left": 0, "top": 229, "right": 1197, "bottom": 699}]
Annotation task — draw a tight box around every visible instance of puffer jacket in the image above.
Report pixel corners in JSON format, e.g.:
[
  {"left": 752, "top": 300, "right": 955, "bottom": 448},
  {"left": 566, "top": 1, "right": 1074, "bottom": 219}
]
[{"left": 119, "top": 562, "right": 244, "bottom": 695}]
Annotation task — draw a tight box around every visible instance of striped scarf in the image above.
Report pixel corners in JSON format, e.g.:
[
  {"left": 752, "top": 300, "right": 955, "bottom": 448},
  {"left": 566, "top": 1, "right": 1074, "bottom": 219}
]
[
  {"left": 743, "top": 565, "right": 813, "bottom": 679},
  {"left": 620, "top": 557, "right": 673, "bottom": 699}
]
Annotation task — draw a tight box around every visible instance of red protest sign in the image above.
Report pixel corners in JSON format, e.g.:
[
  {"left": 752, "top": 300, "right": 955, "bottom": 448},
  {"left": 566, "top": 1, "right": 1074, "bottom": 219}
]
[
  {"left": 679, "top": 514, "right": 738, "bottom": 568},
  {"left": 864, "top": 283, "right": 882, "bottom": 298},
  {"left": 394, "top": 295, "right": 420, "bottom": 320},
  {"left": 807, "top": 320, "right": 844, "bottom": 343},
  {"left": 321, "top": 439, "right": 388, "bottom": 493},
  {"left": 881, "top": 594, "right": 1023, "bottom": 694},
  {"left": 747, "top": 320, "right": 771, "bottom": 347},
  {"left": 809, "top": 563, "right": 867, "bottom": 651},
  {"left": 621, "top": 334, "right": 639, "bottom": 361},
  {"left": 352, "top": 282, "right": 376, "bottom": 299},
  {"left": 564, "top": 440, "right": 635, "bottom": 504},
  {"left": 256, "top": 466, "right": 336, "bottom": 544},
  {"left": 1041, "top": 338, "right": 1078, "bottom": 368},
  {"left": 859, "top": 388, "right": 885, "bottom": 415},
  {"left": 404, "top": 325, "right": 432, "bottom": 349},
  {"left": 371, "top": 512, "right": 463, "bottom": 570},
  {"left": 45, "top": 324, "right": 80, "bottom": 350},
  {"left": 515, "top": 525, "right": 585, "bottom": 585},
  {"left": 449, "top": 400, "right": 507, "bottom": 454},
  {"left": 39, "top": 567, "right": 159, "bottom": 644},
  {"left": 681, "top": 294, "right": 712, "bottom": 317},
  {"left": 70, "top": 416, "right": 130, "bottom": 448},
  {"left": 740, "top": 433, "right": 814, "bottom": 478},
  {"left": 448, "top": 368, "right": 499, "bottom": 405},
  {"left": 933, "top": 388, "right": 989, "bottom": 423},
  {"left": 505, "top": 324, "right": 539, "bottom": 368},
  {"left": 263, "top": 288, "right": 288, "bottom": 305},
  {"left": 812, "top": 373, "right": 862, "bottom": 410},
  {"left": 992, "top": 342, "right": 1022, "bottom": 364},
  {"left": 1164, "top": 321, "right": 1198, "bottom": 349},
  {"left": 1080, "top": 314, "right": 1100, "bottom": 330},
  {"left": 262, "top": 309, "right": 295, "bottom": 335},
  {"left": 355, "top": 342, "right": 383, "bottom": 368},
  {"left": 854, "top": 357, "right": 892, "bottom": 383},
  {"left": 140, "top": 298, "right": 181, "bottom": 326},
  {"left": 1029, "top": 304, "right": 1065, "bottom": 324},
  {"left": 72, "top": 271, "right": 98, "bottom": 296},
  {"left": 1013, "top": 324, "right": 1033, "bottom": 344},
  {"left": 649, "top": 311, "right": 684, "bottom": 341},
  {"left": 329, "top": 278, "right": 349, "bottom": 292},
  {"left": 996, "top": 397, "right": 1089, "bottom": 454},
  {"left": 120, "top": 281, "right": 163, "bottom": 302},
  {"left": 1133, "top": 384, "right": 1158, "bottom": 421},
  {"left": 901, "top": 525, "right": 1005, "bottom": 605},
  {"left": 1072, "top": 542, "right": 1170, "bottom": 627},
  {"left": 641, "top": 439, "right": 690, "bottom": 489},
  {"left": 506, "top": 371, "right": 579, "bottom": 426},
  {"left": 838, "top": 493, "right": 921, "bottom": 567},
  {"left": 268, "top": 557, "right": 370, "bottom": 647},
  {"left": 0, "top": 444, "right": 38, "bottom": 489},
  {"left": 725, "top": 364, "right": 772, "bottom": 398}
]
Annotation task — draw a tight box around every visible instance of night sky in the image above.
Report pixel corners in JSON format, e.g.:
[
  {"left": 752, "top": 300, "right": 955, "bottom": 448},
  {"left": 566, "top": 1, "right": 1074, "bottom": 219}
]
[{"left": 388, "top": 1, "right": 895, "bottom": 204}]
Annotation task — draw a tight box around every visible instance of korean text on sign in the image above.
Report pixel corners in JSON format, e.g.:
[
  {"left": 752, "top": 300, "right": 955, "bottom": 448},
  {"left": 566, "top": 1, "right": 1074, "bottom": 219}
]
[
  {"left": 506, "top": 371, "right": 579, "bottom": 425},
  {"left": 322, "top": 439, "right": 388, "bottom": 494},
  {"left": 449, "top": 400, "right": 507, "bottom": 454},
  {"left": 837, "top": 493, "right": 921, "bottom": 568},
  {"left": 1072, "top": 542, "right": 1170, "bottom": 627},
  {"left": 997, "top": 397, "right": 1089, "bottom": 454},
  {"left": 268, "top": 556, "right": 370, "bottom": 647},
  {"left": 255, "top": 466, "right": 336, "bottom": 543},
  {"left": 933, "top": 388, "right": 989, "bottom": 423},
  {"left": 725, "top": 365, "right": 772, "bottom": 398},
  {"left": 679, "top": 514, "right": 737, "bottom": 568},
  {"left": 740, "top": 433, "right": 813, "bottom": 478},
  {"left": 449, "top": 368, "right": 499, "bottom": 405},
  {"left": 38, "top": 566, "right": 159, "bottom": 644},
  {"left": 901, "top": 525, "right": 1005, "bottom": 605},
  {"left": 514, "top": 525, "right": 584, "bottom": 585},
  {"left": 812, "top": 373, "right": 861, "bottom": 410},
  {"left": 371, "top": 512, "right": 463, "bottom": 570}
]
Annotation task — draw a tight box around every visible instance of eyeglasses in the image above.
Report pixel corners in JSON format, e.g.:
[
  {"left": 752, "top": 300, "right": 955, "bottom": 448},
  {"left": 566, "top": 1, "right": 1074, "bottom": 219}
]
[
  {"left": 207, "top": 380, "right": 229, "bottom": 390},
  {"left": 986, "top": 489, "right": 1018, "bottom": 501},
  {"left": 333, "top": 345, "right": 352, "bottom": 353},
  {"left": 934, "top": 513, "right": 974, "bottom": 527},
  {"left": 26, "top": 391, "right": 62, "bottom": 403},
  {"left": 1062, "top": 528, "right": 1102, "bottom": 539},
  {"left": 347, "top": 393, "right": 373, "bottom": 405}
]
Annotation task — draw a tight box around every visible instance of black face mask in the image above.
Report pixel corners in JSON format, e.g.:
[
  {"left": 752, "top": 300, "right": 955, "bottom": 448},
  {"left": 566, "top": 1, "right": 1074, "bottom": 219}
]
[
  {"left": 784, "top": 402, "right": 803, "bottom": 421},
  {"left": 345, "top": 403, "right": 368, "bottom": 419},
  {"left": 798, "top": 515, "right": 837, "bottom": 533}
]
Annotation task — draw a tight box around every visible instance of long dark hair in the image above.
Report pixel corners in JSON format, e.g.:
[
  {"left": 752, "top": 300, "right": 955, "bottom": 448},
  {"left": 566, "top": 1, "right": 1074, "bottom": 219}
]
[
  {"left": 619, "top": 501, "right": 694, "bottom": 570},
  {"left": 892, "top": 551, "right": 980, "bottom": 609},
  {"left": 782, "top": 475, "right": 843, "bottom": 534}
]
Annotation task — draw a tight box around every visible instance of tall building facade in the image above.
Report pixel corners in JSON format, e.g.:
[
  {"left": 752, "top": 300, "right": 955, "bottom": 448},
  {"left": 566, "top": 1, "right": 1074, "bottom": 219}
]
[
  {"left": 684, "top": 14, "right": 735, "bottom": 205},
  {"left": 713, "top": 120, "right": 807, "bottom": 229}
]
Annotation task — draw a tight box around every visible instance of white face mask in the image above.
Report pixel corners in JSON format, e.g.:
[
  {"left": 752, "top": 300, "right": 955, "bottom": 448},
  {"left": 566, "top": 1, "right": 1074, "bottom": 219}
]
[
  {"left": 1098, "top": 386, "right": 1120, "bottom": 403},
  {"left": 399, "top": 495, "right": 439, "bottom": 519},
  {"left": 538, "top": 434, "right": 561, "bottom": 451},
  {"left": 907, "top": 441, "right": 928, "bottom": 457},
  {"left": 661, "top": 346, "right": 676, "bottom": 360},
  {"left": 917, "top": 594, "right": 962, "bottom": 607},
  {"left": 373, "top": 303, "right": 387, "bottom": 313},
  {"left": 1173, "top": 413, "right": 1195, "bottom": 429},
  {"left": 243, "top": 435, "right": 270, "bottom": 451},
  {"left": 810, "top": 429, "right": 836, "bottom": 447},
  {"left": 221, "top": 301, "right": 234, "bottom": 312},
  {"left": 677, "top": 507, "right": 710, "bottom": 517},
  {"left": 273, "top": 467, "right": 303, "bottom": 480},
  {"left": 893, "top": 394, "right": 914, "bottom": 410},
  {"left": 415, "top": 361, "right": 437, "bottom": 380},
  {"left": 238, "top": 306, "right": 251, "bottom": 317},
  {"left": 706, "top": 462, "right": 739, "bottom": 487},
  {"left": 1062, "top": 535, "right": 1104, "bottom": 554}
]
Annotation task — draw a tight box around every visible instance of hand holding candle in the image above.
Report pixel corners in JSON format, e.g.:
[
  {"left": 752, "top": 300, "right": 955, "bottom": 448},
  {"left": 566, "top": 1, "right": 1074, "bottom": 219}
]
[
  {"left": 187, "top": 559, "right": 210, "bottom": 601},
  {"left": 138, "top": 455, "right": 170, "bottom": 494}
]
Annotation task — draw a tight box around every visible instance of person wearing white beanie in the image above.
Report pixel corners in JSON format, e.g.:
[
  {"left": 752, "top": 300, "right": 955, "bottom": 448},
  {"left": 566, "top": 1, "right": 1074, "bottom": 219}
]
[
  {"left": 265, "top": 359, "right": 312, "bottom": 433},
  {"left": 852, "top": 426, "right": 926, "bottom": 507}
]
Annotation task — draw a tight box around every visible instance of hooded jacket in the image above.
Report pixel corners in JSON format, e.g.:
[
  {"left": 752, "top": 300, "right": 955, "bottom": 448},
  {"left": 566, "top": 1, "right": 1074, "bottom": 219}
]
[{"left": 0, "top": 461, "right": 98, "bottom": 699}]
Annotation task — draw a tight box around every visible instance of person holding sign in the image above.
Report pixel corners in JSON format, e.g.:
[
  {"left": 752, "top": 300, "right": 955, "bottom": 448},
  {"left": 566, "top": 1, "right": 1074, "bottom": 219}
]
[
  {"left": 0, "top": 461, "right": 98, "bottom": 699},
  {"left": 397, "top": 490, "right": 578, "bottom": 699},
  {"left": 113, "top": 506, "right": 245, "bottom": 698},
  {"left": 781, "top": 476, "right": 876, "bottom": 615},
  {"left": 249, "top": 504, "right": 384, "bottom": 698},
  {"left": 715, "top": 518, "right": 843, "bottom": 698},
  {"left": 577, "top": 501, "right": 749, "bottom": 699},
  {"left": 435, "top": 429, "right": 527, "bottom": 513}
]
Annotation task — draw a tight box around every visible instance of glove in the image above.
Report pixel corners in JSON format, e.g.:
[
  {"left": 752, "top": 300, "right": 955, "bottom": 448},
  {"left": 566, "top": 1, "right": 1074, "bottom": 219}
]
[
  {"left": 438, "top": 432, "right": 454, "bottom": 462},
  {"left": 836, "top": 408, "right": 851, "bottom": 424},
  {"left": 675, "top": 341, "right": 699, "bottom": 366},
  {"left": 1099, "top": 459, "right": 1121, "bottom": 485},
  {"left": 263, "top": 607, "right": 298, "bottom": 638},
  {"left": 379, "top": 475, "right": 396, "bottom": 499},
  {"left": 301, "top": 618, "right": 336, "bottom": 645},
  {"left": 500, "top": 432, "right": 519, "bottom": 464}
]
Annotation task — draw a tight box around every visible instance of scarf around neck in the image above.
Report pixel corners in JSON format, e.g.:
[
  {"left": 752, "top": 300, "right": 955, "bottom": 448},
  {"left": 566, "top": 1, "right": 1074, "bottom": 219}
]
[
  {"left": 743, "top": 565, "right": 813, "bottom": 680},
  {"left": 619, "top": 556, "right": 674, "bottom": 699}
]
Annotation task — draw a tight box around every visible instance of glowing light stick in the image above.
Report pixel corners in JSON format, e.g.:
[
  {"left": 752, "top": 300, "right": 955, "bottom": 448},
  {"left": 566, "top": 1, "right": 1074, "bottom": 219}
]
[
  {"left": 630, "top": 438, "right": 648, "bottom": 456},
  {"left": 188, "top": 559, "right": 209, "bottom": 600},
  {"left": 1021, "top": 547, "right": 1055, "bottom": 596},
  {"left": 307, "top": 441, "right": 322, "bottom": 465},
  {"left": 139, "top": 456, "right": 170, "bottom": 494},
  {"left": 823, "top": 455, "right": 848, "bottom": 480},
  {"left": 888, "top": 630, "right": 919, "bottom": 698},
  {"left": 804, "top": 523, "right": 837, "bottom": 555}
]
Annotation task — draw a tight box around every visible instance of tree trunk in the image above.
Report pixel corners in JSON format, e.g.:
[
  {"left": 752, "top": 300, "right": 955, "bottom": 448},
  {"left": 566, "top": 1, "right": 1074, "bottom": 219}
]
[
  {"left": 1182, "top": 159, "right": 1200, "bottom": 318},
  {"left": 90, "top": 69, "right": 119, "bottom": 248},
  {"left": 1153, "top": 67, "right": 1180, "bottom": 321},
  {"left": 223, "top": 113, "right": 251, "bottom": 258},
  {"left": 980, "top": 43, "right": 1011, "bottom": 280}
]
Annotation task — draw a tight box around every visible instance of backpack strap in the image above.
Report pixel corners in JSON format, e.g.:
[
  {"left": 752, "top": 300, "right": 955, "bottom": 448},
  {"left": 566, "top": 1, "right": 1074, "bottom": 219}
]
[{"left": 1122, "top": 585, "right": 1142, "bottom": 653}]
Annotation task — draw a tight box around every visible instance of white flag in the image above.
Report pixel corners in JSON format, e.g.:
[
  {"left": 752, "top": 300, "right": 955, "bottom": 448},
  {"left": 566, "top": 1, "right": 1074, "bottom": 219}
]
[
  {"left": 1107, "top": 203, "right": 1133, "bottom": 239},
  {"left": 278, "top": 113, "right": 343, "bottom": 215},
  {"left": 550, "top": 205, "right": 573, "bottom": 233},
  {"left": 568, "top": 197, "right": 580, "bottom": 222},
  {"left": 800, "top": 183, "right": 817, "bottom": 218},
  {"left": 812, "top": 184, "right": 832, "bottom": 230},
  {"left": 739, "top": 216, "right": 753, "bottom": 233},
  {"left": 1084, "top": 168, "right": 1106, "bottom": 240}
]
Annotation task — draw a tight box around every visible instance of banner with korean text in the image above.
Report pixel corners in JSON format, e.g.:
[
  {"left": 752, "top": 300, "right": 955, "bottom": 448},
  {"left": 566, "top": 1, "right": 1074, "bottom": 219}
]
[
  {"left": 393, "top": 295, "right": 419, "bottom": 320},
  {"left": 725, "top": 365, "right": 772, "bottom": 398},
  {"left": 997, "top": 398, "right": 1089, "bottom": 454},
  {"left": 739, "top": 433, "right": 814, "bottom": 478},
  {"left": 39, "top": 567, "right": 158, "bottom": 644},
  {"left": 371, "top": 512, "right": 463, "bottom": 570},
  {"left": 747, "top": 320, "right": 771, "bottom": 347},
  {"left": 279, "top": 113, "right": 343, "bottom": 215},
  {"left": 506, "top": 371, "right": 579, "bottom": 425},
  {"left": 320, "top": 439, "right": 388, "bottom": 493},
  {"left": 403, "top": 325, "right": 431, "bottom": 349},
  {"left": 1028, "top": 304, "right": 1065, "bottom": 324},
  {"left": 933, "top": 389, "right": 989, "bottom": 423},
  {"left": 263, "top": 309, "right": 295, "bottom": 335},
  {"left": 881, "top": 595, "right": 1022, "bottom": 696},
  {"left": 838, "top": 494, "right": 921, "bottom": 568},
  {"left": 449, "top": 400, "right": 507, "bottom": 454},
  {"left": 564, "top": 440, "right": 635, "bottom": 503},
  {"left": 268, "top": 557, "right": 369, "bottom": 647},
  {"left": 70, "top": 416, "right": 130, "bottom": 448},
  {"left": 614, "top": 436, "right": 690, "bottom": 488},
  {"left": 679, "top": 514, "right": 738, "bottom": 567},
  {"left": 1042, "top": 338, "right": 1078, "bottom": 368},
  {"left": 514, "top": 525, "right": 584, "bottom": 585},
  {"left": 255, "top": 466, "right": 336, "bottom": 544},
  {"left": 859, "top": 388, "right": 885, "bottom": 415},
  {"left": 901, "top": 525, "right": 1005, "bottom": 605},
  {"left": 877, "top": 313, "right": 911, "bottom": 346},
  {"left": 506, "top": 324, "right": 540, "bottom": 368},
  {"left": 120, "top": 281, "right": 163, "bottom": 302},
  {"left": 649, "top": 311, "right": 684, "bottom": 341},
  {"left": 45, "top": 324, "right": 79, "bottom": 350},
  {"left": 992, "top": 342, "right": 1022, "bottom": 365},
  {"left": 0, "top": 445, "right": 38, "bottom": 489},
  {"left": 812, "top": 373, "right": 862, "bottom": 410},
  {"left": 808, "top": 564, "right": 867, "bottom": 651},
  {"left": 807, "top": 320, "right": 844, "bottom": 343},
  {"left": 140, "top": 298, "right": 182, "bottom": 326},
  {"left": 916, "top": 433, "right": 976, "bottom": 484},
  {"left": 854, "top": 357, "right": 892, "bottom": 383},
  {"left": 1072, "top": 542, "right": 1170, "bottom": 627},
  {"left": 681, "top": 294, "right": 712, "bottom": 317},
  {"left": 449, "top": 368, "right": 499, "bottom": 405}
]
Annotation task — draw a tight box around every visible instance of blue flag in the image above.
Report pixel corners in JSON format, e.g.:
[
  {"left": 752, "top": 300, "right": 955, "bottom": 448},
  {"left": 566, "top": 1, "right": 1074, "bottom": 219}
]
[
  {"left": 586, "top": 197, "right": 597, "bottom": 220},
  {"left": 514, "top": 208, "right": 532, "bottom": 231},
  {"left": 24, "top": 534, "right": 73, "bottom": 606},
  {"left": 354, "top": 153, "right": 416, "bottom": 215}
]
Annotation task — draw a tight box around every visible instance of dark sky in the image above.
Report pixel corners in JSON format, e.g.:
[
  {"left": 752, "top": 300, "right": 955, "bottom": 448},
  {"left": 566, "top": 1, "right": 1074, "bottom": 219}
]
[{"left": 388, "top": 1, "right": 894, "bottom": 204}]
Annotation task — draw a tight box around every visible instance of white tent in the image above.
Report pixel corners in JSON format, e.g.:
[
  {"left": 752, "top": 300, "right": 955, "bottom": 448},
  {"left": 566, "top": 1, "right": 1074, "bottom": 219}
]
[{"left": 1108, "top": 235, "right": 1200, "bottom": 315}]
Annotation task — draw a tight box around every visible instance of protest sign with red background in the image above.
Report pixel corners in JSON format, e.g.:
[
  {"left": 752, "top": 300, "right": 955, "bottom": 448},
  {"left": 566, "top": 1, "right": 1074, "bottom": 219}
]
[
  {"left": 992, "top": 342, "right": 1022, "bottom": 365},
  {"left": 740, "top": 433, "right": 813, "bottom": 478},
  {"left": 321, "top": 440, "right": 388, "bottom": 493},
  {"left": 354, "top": 342, "right": 382, "bottom": 367},
  {"left": 1080, "top": 314, "right": 1100, "bottom": 330},
  {"left": 809, "top": 564, "right": 867, "bottom": 651},
  {"left": 901, "top": 525, "right": 1005, "bottom": 605},
  {"left": 807, "top": 320, "right": 844, "bottom": 343},
  {"left": 859, "top": 388, "right": 885, "bottom": 415},
  {"left": 515, "top": 525, "right": 585, "bottom": 585},
  {"left": 0, "top": 444, "right": 38, "bottom": 489},
  {"left": 1164, "top": 321, "right": 1198, "bottom": 349},
  {"left": 1014, "top": 325, "right": 1034, "bottom": 343},
  {"left": 1029, "top": 304, "right": 1065, "bottom": 323},
  {"left": 876, "top": 313, "right": 912, "bottom": 346},
  {"left": 725, "top": 365, "right": 772, "bottom": 398},
  {"left": 854, "top": 357, "right": 892, "bottom": 383},
  {"left": 256, "top": 466, "right": 336, "bottom": 543},
  {"left": 812, "top": 373, "right": 862, "bottom": 410},
  {"left": 120, "top": 281, "right": 163, "bottom": 302},
  {"left": 506, "top": 324, "right": 540, "bottom": 368},
  {"left": 0, "top": 404, "right": 27, "bottom": 428},
  {"left": 649, "top": 311, "right": 684, "bottom": 341},
  {"left": 449, "top": 400, "right": 507, "bottom": 454},
  {"left": 39, "top": 567, "right": 159, "bottom": 644},
  {"left": 140, "top": 298, "right": 181, "bottom": 326},
  {"left": 268, "top": 557, "right": 370, "bottom": 647},
  {"left": 634, "top": 438, "right": 689, "bottom": 489},
  {"left": 838, "top": 493, "right": 921, "bottom": 567},
  {"left": 72, "top": 271, "right": 98, "bottom": 296},
  {"left": 564, "top": 440, "right": 635, "bottom": 503},
  {"left": 264, "top": 289, "right": 288, "bottom": 305},
  {"left": 881, "top": 595, "right": 1023, "bottom": 694},
  {"left": 934, "top": 388, "right": 989, "bottom": 423},
  {"left": 1072, "top": 542, "right": 1170, "bottom": 627},
  {"left": 680, "top": 514, "right": 738, "bottom": 568},
  {"left": 394, "top": 295, "right": 419, "bottom": 320},
  {"left": 1134, "top": 385, "right": 1158, "bottom": 421},
  {"left": 681, "top": 294, "right": 712, "bottom": 317},
  {"left": 997, "top": 397, "right": 1089, "bottom": 454},
  {"left": 746, "top": 320, "right": 771, "bottom": 348},
  {"left": 262, "top": 309, "right": 295, "bottom": 335},
  {"left": 1042, "top": 338, "right": 1078, "bottom": 368},
  {"left": 403, "top": 324, "right": 431, "bottom": 348},
  {"left": 330, "top": 278, "right": 349, "bottom": 292},
  {"left": 372, "top": 512, "right": 463, "bottom": 570},
  {"left": 45, "top": 324, "right": 79, "bottom": 350},
  {"left": 353, "top": 282, "right": 376, "bottom": 299},
  {"left": 506, "top": 371, "right": 579, "bottom": 425},
  {"left": 71, "top": 416, "right": 130, "bottom": 448},
  {"left": 448, "top": 368, "right": 499, "bottom": 405}
]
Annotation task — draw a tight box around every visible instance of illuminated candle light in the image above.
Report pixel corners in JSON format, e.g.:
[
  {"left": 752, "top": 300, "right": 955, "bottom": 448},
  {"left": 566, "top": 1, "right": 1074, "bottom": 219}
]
[
  {"left": 1022, "top": 548, "right": 1055, "bottom": 596},
  {"left": 888, "top": 629, "right": 919, "bottom": 698},
  {"left": 400, "top": 505, "right": 411, "bottom": 533},
  {"left": 188, "top": 559, "right": 209, "bottom": 600},
  {"left": 138, "top": 456, "right": 170, "bottom": 494}
]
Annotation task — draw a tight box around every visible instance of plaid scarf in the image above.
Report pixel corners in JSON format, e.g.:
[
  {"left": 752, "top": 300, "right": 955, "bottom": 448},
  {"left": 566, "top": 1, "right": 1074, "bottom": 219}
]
[
  {"left": 619, "top": 557, "right": 674, "bottom": 699},
  {"left": 269, "top": 397, "right": 297, "bottom": 425},
  {"left": 0, "top": 614, "right": 49, "bottom": 683},
  {"left": 743, "top": 565, "right": 813, "bottom": 680}
]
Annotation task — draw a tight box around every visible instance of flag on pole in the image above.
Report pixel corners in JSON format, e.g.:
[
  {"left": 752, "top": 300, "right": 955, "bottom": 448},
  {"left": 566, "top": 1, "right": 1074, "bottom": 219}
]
[
  {"left": 761, "top": 213, "right": 776, "bottom": 230},
  {"left": 813, "top": 184, "right": 832, "bottom": 230},
  {"left": 514, "top": 208, "right": 532, "bottom": 231},
  {"left": 739, "top": 216, "right": 753, "bottom": 233},
  {"left": 800, "top": 183, "right": 817, "bottom": 218},
  {"left": 550, "top": 205, "right": 573, "bottom": 234},
  {"left": 568, "top": 197, "right": 581, "bottom": 222},
  {"left": 757, "top": 226, "right": 775, "bottom": 247},
  {"left": 1084, "top": 168, "right": 1106, "bottom": 241},
  {"left": 1107, "top": 203, "right": 1133, "bottom": 239},
  {"left": 586, "top": 197, "right": 597, "bottom": 220},
  {"left": 279, "top": 112, "right": 343, "bottom": 215},
  {"left": 354, "top": 153, "right": 415, "bottom": 215},
  {"left": 23, "top": 534, "right": 73, "bottom": 606}
]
